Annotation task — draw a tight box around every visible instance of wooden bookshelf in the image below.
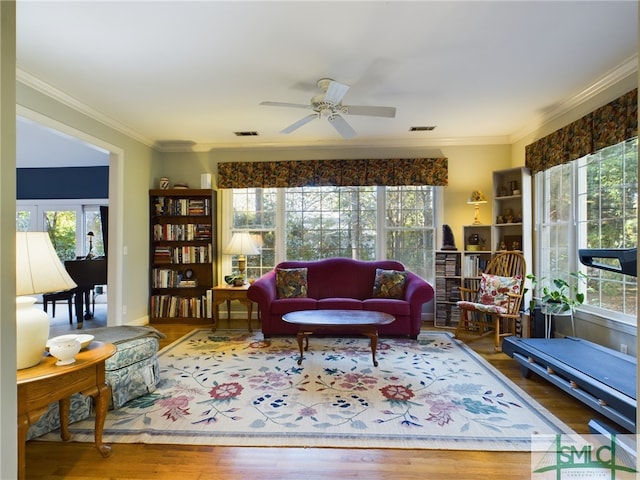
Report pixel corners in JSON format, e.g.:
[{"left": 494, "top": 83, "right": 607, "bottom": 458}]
[{"left": 149, "top": 189, "right": 217, "bottom": 324}]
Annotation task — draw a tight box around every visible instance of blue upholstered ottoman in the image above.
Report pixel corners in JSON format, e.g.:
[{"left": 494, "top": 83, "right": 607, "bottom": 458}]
[
  {"left": 105, "top": 334, "right": 160, "bottom": 409},
  {"left": 27, "top": 326, "right": 163, "bottom": 440}
]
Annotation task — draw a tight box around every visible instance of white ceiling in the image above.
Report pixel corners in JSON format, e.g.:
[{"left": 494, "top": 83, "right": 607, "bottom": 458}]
[{"left": 15, "top": 1, "right": 638, "bottom": 166}]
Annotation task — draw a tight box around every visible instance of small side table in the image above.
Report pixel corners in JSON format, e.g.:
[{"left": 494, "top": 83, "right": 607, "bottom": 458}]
[
  {"left": 212, "top": 284, "right": 254, "bottom": 332},
  {"left": 17, "top": 341, "right": 116, "bottom": 480}
]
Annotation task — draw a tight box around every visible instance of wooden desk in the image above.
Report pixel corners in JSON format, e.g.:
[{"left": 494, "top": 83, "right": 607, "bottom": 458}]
[
  {"left": 17, "top": 341, "right": 116, "bottom": 480},
  {"left": 212, "top": 284, "right": 254, "bottom": 332}
]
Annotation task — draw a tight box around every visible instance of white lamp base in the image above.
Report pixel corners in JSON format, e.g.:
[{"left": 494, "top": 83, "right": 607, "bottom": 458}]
[{"left": 16, "top": 296, "right": 50, "bottom": 369}]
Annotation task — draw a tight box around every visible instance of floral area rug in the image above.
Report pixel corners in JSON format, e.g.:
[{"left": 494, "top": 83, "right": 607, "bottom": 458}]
[{"left": 43, "top": 329, "right": 574, "bottom": 450}]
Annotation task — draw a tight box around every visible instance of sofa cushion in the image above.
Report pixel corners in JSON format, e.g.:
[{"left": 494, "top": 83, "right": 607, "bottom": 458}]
[
  {"left": 270, "top": 297, "right": 317, "bottom": 314},
  {"left": 372, "top": 269, "right": 407, "bottom": 299},
  {"left": 317, "top": 298, "right": 364, "bottom": 310},
  {"left": 276, "top": 267, "right": 308, "bottom": 298},
  {"left": 363, "top": 298, "right": 411, "bottom": 316}
]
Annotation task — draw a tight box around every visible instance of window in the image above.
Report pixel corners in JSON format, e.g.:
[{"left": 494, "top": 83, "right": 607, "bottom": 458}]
[
  {"left": 226, "top": 186, "right": 436, "bottom": 281},
  {"left": 535, "top": 138, "right": 637, "bottom": 323},
  {"left": 16, "top": 200, "right": 107, "bottom": 260}
]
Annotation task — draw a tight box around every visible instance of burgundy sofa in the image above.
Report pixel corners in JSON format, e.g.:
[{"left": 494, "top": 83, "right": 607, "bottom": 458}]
[{"left": 247, "top": 258, "right": 434, "bottom": 339}]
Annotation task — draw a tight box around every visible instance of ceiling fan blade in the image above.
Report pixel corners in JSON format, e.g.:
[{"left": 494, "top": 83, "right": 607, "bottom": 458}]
[
  {"left": 281, "top": 113, "right": 319, "bottom": 134},
  {"left": 260, "top": 101, "right": 311, "bottom": 110},
  {"left": 324, "top": 81, "right": 350, "bottom": 104},
  {"left": 327, "top": 114, "right": 357, "bottom": 139},
  {"left": 342, "top": 105, "right": 396, "bottom": 118}
]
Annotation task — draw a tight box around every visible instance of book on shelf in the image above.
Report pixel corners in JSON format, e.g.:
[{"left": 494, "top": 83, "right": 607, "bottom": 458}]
[
  {"left": 462, "top": 254, "right": 488, "bottom": 277},
  {"left": 153, "top": 197, "right": 211, "bottom": 216},
  {"left": 150, "top": 288, "right": 214, "bottom": 319},
  {"left": 153, "top": 223, "right": 212, "bottom": 241}
]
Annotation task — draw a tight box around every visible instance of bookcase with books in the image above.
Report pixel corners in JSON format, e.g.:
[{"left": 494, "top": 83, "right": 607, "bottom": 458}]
[
  {"left": 149, "top": 189, "right": 217, "bottom": 324},
  {"left": 435, "top": 168, "right": 531, "bottom": 328},
  {"left": 434, "top": 251, "right": 462, "bottom": 328}
]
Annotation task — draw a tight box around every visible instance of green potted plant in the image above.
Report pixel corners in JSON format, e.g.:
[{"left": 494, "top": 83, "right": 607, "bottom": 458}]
[
  {"left": 224, "top": 272, "right": 245, "bottom": 287},
  {"left": 525, "top": 271, "right": 587, "bottom": 314}
]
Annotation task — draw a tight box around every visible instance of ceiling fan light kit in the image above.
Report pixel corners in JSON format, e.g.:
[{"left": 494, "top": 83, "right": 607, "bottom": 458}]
[{"left": 260, "top": 78, "right": 396, "bottom": 139}]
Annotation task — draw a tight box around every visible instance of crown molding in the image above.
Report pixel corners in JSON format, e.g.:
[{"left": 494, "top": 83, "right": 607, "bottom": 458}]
[
  {"left": 162, "top": 134, "right": 513, "bottom": 153},
  {"left": 17, "top": 68, "right": 154, "bottom": 148},
  {"left": 510, "top": 54, "right": 638, "bottom": 144}
]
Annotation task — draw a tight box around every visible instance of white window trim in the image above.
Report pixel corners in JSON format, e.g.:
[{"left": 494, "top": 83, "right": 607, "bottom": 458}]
[{"left": 533, "top": 162, "right": 636, "bottom": 327}]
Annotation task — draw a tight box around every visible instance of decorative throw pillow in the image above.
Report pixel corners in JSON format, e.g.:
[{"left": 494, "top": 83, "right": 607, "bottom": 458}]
[
  {"left": 478, "top": 273, "right": 522, "bottom": 308},
  {"left": 276, "top": 268, "right": 308, "bottom": 299},
  {"left": 372, "top": 269, "right": 407, "bottom": 299}
]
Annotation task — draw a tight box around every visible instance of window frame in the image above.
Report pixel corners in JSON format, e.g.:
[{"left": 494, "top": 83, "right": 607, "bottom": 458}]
[
  {"left": 222, "top": 185, "right": 439, "bottom": 282},
  {"left": 16, "top": 198, "right": 108, "bottom": 259},
  {"left": 533, "top": 138, "right": 637, "bottom": 328}
]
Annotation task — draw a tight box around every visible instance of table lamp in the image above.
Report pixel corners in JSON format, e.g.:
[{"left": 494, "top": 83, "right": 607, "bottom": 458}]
[
  {"left": 86, "top": 231, "right": 95, "bottom": 259},
  {"left": 223, "top": 232, "right": 260, "bottom": 281},
  {"left": 16, "top": 232, "right": 77, "bottom": 369},
  {"left": 467, "top": 190, "right": 488, "bottom": 225}
]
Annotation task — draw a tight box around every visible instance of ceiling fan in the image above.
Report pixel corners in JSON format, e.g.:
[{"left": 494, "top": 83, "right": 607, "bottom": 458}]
[{"left": 260, "top": 78, "right": 396, "bottom": 139}]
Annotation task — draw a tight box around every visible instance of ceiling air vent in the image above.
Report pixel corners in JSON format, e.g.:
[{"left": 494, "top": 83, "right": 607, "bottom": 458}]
[
  {"left": 409, "top": 126, "right": 436, "bottom": 132},
  {"left": 234, "top": 131, "right": 259, "bottom": 137}
]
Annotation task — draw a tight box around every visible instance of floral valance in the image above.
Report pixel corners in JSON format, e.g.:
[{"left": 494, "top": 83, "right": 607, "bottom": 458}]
[
  {"left": 217, "top": 157, "right": 448, "bottom": 189},
  {"left": 525, "top": 88, "right": 637, "bottom": 174}
]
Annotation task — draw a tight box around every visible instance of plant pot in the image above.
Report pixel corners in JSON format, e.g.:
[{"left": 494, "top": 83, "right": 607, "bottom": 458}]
[{"left": 542, "top": 301, "right": 569, "bottom": 315}]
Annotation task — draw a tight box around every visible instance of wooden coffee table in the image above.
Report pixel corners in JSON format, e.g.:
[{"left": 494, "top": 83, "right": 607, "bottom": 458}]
[{"left": 282, "top": 310, "right": 395, "bottom": 366}]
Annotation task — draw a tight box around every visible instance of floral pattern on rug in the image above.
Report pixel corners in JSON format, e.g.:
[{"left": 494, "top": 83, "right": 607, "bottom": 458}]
[{"left": 45, "top": 330, "right": 574, "bottom": 451}]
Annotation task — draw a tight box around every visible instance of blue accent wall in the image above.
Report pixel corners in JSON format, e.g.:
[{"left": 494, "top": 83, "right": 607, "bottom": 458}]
[{"left": 17, "top": 166, "right": 109, "bottom": 199}]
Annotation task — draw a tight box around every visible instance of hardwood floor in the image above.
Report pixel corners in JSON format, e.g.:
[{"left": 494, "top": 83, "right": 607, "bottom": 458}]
[{"left": 25, "top": 321, "right": 615, "bottom": 479}]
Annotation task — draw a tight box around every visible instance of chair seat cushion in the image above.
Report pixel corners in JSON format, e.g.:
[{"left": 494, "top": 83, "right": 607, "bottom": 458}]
[{"left": 457, "top": 300, "right": 508, "bottom": 314}]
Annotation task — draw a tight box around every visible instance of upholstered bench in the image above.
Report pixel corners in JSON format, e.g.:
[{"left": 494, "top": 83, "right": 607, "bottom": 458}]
[
  {"left": 104, "top": 332, "right": 161, "bottom": 409},
  {"left": 26, "top": 326, "right": 164, "bottom": 440}
]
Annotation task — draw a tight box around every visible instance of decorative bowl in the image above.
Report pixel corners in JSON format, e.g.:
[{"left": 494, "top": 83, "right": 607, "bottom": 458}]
[
  {"left": 47, "top": 334, "right": 94, "bottom": 351},
  {"left": 48, "top": 337, "right": 81, "bottom": 366}
]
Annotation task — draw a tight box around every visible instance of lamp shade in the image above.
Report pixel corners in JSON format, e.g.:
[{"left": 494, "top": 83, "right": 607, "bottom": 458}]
[
  {"left": 467, "top": 190, "right": 487, "bottom": 204},
  {"left": 223, "top": 232, "right": 260, "bottom": 256},
  {"left": 16, "top": 231, "right": 77, "bottom": 295}
]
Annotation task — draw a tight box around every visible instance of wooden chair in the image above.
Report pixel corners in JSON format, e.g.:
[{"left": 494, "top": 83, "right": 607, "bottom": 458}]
[{"left": 454, "top": 251, "right": 526, "bottom": 351}]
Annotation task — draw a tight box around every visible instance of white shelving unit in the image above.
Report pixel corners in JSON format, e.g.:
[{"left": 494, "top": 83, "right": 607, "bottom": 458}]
[{"left": 436, "top": 168, "right": 532, "bottom": 329}]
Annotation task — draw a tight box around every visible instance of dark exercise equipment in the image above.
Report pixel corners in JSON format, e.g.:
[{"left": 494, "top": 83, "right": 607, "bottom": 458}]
[{"left": 502, "top": 248, "right": 637, "bottom": 436}]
